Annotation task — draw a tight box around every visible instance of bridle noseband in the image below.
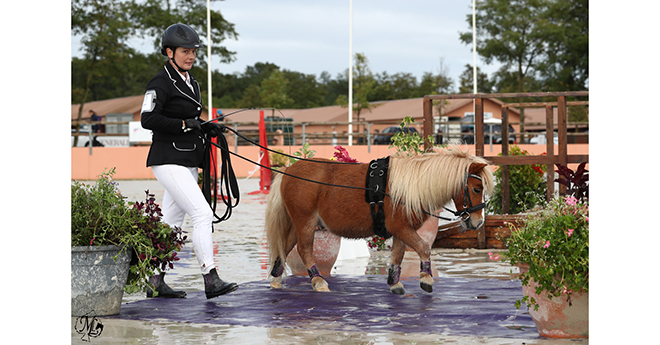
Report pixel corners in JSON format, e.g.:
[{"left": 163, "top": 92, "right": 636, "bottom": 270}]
[{"left": 444, "top": 173, "right": 485, "bottom": 223}]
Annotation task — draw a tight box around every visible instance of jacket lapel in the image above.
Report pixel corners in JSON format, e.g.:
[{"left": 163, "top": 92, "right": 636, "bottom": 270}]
[
  {"left": 164, "top": 63, "right": 202, "bottom": 107},
  {"left": 189, "top": 75, "right": 202, "bottom": 103}
]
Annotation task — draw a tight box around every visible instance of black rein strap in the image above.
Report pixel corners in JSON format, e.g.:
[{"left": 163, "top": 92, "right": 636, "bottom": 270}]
[{"left": 203, "top": 124, "right": 484, "bottom": 227}]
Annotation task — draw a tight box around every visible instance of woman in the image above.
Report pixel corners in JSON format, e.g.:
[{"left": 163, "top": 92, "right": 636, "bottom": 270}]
[{"left": 140, "top": 23, "right": 237, "bottom": 299}]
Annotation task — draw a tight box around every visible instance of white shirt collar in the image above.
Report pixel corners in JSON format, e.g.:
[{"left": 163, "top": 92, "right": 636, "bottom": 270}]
[{"left": 175, "top": 69, "right": 194, "bottom": 94}]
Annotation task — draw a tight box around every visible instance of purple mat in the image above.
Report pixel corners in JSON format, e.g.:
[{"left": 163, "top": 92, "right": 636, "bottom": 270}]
[{"left": 109, "top": 275, "right": 538, "bottom": 338}]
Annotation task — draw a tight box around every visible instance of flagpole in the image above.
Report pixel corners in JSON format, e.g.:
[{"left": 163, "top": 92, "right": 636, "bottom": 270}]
[
  {"left": 348, "top": 0, "right": 353, "bottom": 146},
  {"left": 472, "top": 0, "right": 477, "bottom": 95},
  {"left": 472, "top": 0, "right": 477, "bottom": 116},
  {"left": 207, "top": 0, "right": 212, "bottom": 117}
]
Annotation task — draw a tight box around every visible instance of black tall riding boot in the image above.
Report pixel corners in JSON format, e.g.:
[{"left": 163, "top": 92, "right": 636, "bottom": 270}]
[
  {"left": 203, "top": 268, "right": 238, "bottom": 299},
  {"left": 146, "top": 272, "right": 187, "bottom": 298}
]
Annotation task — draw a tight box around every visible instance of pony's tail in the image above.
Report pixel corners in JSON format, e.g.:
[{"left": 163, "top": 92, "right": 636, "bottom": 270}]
[{"left": 265, "top": 172, "right": 294, "bottom": 276}]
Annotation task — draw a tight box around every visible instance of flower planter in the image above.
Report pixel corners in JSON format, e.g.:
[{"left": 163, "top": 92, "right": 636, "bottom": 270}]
[
  {"left": 518, "top": 264, "right": 589, "bottom": 338},
  {"left": 71, "top": 245, "right": 132, "bottom": 317},
  {"left": 286, "top": 229, "right": 341, "bottom": 276}
]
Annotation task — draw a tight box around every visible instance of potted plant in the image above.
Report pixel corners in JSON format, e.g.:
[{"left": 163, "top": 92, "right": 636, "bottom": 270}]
[
  {"left": 487, "top": 145, "right": 547, "bottom": 215},
  {"left": 71, "top": 168, "right": 186, "bottom": 316},
  {"left": 497, "top": 163, "right": 589, "bottom": 338}
]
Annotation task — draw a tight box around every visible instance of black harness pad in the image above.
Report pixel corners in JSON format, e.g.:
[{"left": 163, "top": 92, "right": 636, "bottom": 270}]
[{"left": 365, "top": 157, "right": 391, "bottom": 239}]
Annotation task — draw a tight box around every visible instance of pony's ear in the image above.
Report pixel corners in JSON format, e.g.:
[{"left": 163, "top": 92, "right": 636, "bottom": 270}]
[{"left": 468, "top": 162, "right": 488, "bottom": 175}]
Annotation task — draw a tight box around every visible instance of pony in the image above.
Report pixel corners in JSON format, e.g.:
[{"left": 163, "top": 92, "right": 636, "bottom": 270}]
[{"left": 265, "top": 145, "right": 494, "bottom": 294}]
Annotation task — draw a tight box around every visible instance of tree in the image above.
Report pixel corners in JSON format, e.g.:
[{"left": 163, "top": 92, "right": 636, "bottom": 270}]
[
  {"left": 537, "top": 0, "right": 589, "bottom": 91},
  {"left": 71, "top": 0, "right": 239, "bottom": 113},
  {"left": 458, "top": 64, "right": 495, "bottom": 94},
  {"left": 282, "top": 70, "right": 326, "bottom": 109},
  {"left": 460, "top": 0, "right": 549, "bottom": 142},
  {"left": 71, "top": 0, "right": 133, "bottom": 145},
  {"left": 335, "top": 53, "right": 380, "bottom": 135},
  {"left": 260, "top": 69, "right": 293, "bottom": 109},
  {"left": 127, "top": 0, "right": 238, "bottom": 64}
]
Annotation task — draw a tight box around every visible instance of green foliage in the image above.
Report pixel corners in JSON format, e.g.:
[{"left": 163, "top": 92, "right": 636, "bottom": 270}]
[
  {"left": 487, "top": 145, "right": 546, "bottom": 214},
  {"left": 459, "top": 0, "right": 588, "bottom": 93},
  {"left": 458, "top": 64, "right": 496, "bottom": 94},
  {"left": 505, "top": 196, "right": 589, "bottom": 311},
  {"left": 269, "top": 149, "right": 289, "bottom": 168},
  {"left": 335, "top": 53, "right": 381, "bottom": 133},
  {"left": 389, "top": 116, "right": 439, "bottom": 156},
  {"left": 288, "top": 142, "right": 316, "bottom": 165},
  {"left": 71, "top": 168, "right": 187, "bottom": 295},
  {"left": 367, "top": 236, "right": 391, "bottom": 251},
  {"left": 71, "top": 0, "right": 238, "bottom": 105}
]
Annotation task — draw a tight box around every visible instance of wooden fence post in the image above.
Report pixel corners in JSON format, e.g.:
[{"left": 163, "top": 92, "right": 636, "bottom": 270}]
[
  {"left": 501, "top": 106, "right": 510, "bottom": 214},
  {"left": 423, "top": 97, "right": 434, "bottom": 151},
  {"left": 545, "top": 105, "right": 555, "bottom": 200},
  {"left": 557, "top": 96, "right": 568, "bottom": 195}
]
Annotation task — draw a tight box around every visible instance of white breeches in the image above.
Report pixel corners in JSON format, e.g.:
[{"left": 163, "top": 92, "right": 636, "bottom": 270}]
[{"left": 151, "top": 164, "right": 215, "bottom": 274}]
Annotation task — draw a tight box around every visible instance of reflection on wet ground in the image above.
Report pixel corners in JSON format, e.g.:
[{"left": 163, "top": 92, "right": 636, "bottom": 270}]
[{"left": 72, "top": 178, "right": 587, "bottom": 344}]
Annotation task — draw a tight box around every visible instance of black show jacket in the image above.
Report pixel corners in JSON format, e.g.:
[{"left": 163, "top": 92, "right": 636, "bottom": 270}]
[{"left": 141, "top": 63, "right": 206, "bottom": 168}]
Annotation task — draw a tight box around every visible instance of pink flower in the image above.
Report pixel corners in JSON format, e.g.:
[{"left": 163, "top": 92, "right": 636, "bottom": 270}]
[
  {"left": 543, "top": 241, "right": 550, "bottom": 248},
  {"left": 565, "top": 196, "right": 577, "bottom": 206},
  {"left": 567, "top": 229, "right": 574, "bottom": 237},
  {"left": 488, "top": 252, "right": 500, "bottom": 261},
  {"left": 90, "top": 237, "right": 95, "bottom": 246}
]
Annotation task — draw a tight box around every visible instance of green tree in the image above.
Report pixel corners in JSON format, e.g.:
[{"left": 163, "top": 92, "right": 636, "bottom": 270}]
[
  {"left": 460, "top": 0, "right": 547, "bottom": 93},
  {"left": 127, "top": 0, "right": 238, "bottom": 64},
  {"left": 537, "top": 0, "right": 589, "bottom": 91},
  {"left": 460, "top": 0, "right": 549, "bottom": 141},
  {"left": 71, "top": 0, "right": 133, "bottom": 145},
  {"left": 320, "top": 71, "right": 347, "bottom": 106},
  {"left": 260, "top": 69, "right": 293, "bottom": 109},
  {"left": 336, "top": 53, "right": 380, "bottom": 136},
  {"left": 459, "top": 0, "right": 588, "bottom": 140},
  {"left": 458, "top": 64, "right": 495, "bottom": 94},
  {"left": 282, "top": 70, "right": 326, "bottom": 109},
  {"left": 71, "top": 0, "right": 239, "bottom": 114}
]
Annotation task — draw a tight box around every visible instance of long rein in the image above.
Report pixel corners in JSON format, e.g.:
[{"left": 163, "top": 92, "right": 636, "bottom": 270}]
[{"left": 205, "top": 123, "right": 468, "bottom": 223}]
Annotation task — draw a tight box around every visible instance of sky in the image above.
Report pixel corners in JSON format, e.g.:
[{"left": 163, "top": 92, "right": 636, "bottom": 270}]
[{"left": 70, "top": 0, "right": 499, "bottom": 91}]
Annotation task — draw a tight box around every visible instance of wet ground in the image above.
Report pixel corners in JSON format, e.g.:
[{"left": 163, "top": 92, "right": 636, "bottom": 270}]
[{"left": 71, "top": 178, "right": 588, "bottom": 344}]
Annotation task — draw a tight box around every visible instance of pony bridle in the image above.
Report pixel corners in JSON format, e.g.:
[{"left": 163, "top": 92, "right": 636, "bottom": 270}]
[{"left": 444, "top": 173, "right": 485, "bottom": 223}]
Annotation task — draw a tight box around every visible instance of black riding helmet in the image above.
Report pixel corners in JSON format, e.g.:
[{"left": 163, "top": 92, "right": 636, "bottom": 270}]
[{"left": 161, "top": 23, "right": 202, "bottom": 71}]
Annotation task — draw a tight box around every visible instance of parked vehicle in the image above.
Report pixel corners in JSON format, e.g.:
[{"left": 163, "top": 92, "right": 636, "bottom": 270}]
[
  {"left": 373, "top": 126, "right": 419, "bottom": 145},
  {"left": 530, "top": 132, "right": 558, "bottom": 145},
  {"left": 461, "top": 117, "right": 516, "bottom": 144}
]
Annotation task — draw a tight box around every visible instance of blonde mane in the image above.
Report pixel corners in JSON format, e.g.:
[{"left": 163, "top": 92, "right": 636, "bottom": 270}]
[{"left": 387, "top": 145, "right": 494, "bottom": 221}]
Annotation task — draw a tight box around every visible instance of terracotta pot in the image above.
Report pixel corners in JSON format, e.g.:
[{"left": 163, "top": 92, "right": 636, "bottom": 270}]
[
  {"left": 518, "top": 264, "right": 589, "bottom": 338},
  {"left": 286, "top": 229, "right": 341, "bottom": 276}
]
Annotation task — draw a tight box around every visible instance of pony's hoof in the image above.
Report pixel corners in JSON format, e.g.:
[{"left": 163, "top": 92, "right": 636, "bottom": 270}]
[
  {"left": 420, "top": 282, "right": 433, "bottom": 293},
  {"left": 389, "top": 282, "right": 405, "bottom": 295},
  {"left": 311, "top": 276, "right": 330, "bottom": 292},
  {"left": 420, "top": 273, "right": 433, "bottom": 293},
  {"left": 270, "top": 276, "right": 283, "bottom": 289}
]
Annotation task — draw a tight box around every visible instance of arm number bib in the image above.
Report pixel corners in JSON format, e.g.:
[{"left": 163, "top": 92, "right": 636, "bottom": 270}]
[{"left": 141, "top": 90, "right": 157, "bottom": 114}]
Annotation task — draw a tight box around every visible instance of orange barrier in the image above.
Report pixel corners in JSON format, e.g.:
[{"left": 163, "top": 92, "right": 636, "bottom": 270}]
[{"left": 71, "top": 144, "right": 589, "bottom": 180}]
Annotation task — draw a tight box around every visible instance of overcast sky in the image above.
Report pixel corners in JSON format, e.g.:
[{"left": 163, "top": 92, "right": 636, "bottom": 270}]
[{"left": 71, "top": 0, "right": 500, "bottom": 91}]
